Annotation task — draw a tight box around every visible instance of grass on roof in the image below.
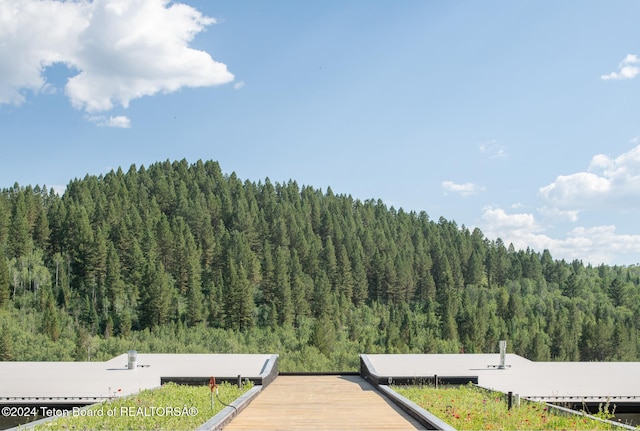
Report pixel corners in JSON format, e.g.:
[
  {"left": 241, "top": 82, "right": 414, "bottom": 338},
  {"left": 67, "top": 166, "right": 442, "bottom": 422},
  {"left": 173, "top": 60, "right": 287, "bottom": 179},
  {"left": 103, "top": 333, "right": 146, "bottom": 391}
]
[
  {"left": 393, "top": 383, "right": 624, "bottom": 430},
  {"left": 34, "top": 381, "right": 251, "bottom": 431}
]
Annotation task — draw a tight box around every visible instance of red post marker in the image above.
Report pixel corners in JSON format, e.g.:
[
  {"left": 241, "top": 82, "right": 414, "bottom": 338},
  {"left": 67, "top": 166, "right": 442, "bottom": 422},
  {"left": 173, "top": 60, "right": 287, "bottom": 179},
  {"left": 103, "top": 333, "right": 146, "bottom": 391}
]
[
  {"left": 209, "top": 377, "right": 217, "bottom": 392},
  {"left": 209, "top": 377, "right": 217, "bottom": 410}
]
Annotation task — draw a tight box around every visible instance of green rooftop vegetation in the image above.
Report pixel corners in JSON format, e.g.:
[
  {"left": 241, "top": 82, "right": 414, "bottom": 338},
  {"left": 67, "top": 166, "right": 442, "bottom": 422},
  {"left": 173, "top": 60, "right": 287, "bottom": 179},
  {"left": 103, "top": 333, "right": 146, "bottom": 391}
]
[
  {"left": 32, "top": 381, "right": 251, "bottom": 431},
  {"left": 393, "top": 383, "right": 626, "bottom": 430}
]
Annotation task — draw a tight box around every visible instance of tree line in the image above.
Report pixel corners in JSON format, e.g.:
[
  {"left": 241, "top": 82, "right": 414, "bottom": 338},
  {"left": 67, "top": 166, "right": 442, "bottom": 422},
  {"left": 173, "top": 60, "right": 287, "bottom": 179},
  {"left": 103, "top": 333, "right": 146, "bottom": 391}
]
[{"left": 1, "top": 159, "right": 639, "bottom": 369}]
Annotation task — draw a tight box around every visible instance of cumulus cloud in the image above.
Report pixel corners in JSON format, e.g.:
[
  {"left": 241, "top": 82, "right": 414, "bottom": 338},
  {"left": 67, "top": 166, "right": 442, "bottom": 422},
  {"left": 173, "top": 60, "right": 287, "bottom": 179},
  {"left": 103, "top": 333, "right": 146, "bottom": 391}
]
[
  {"left": 479, "top": 207, "right": 640, "bottom": 265},
  {"left": 562, "top": 225, "right": 640, "bottom": 264},
  {"left": 442, "top": 181, "right": 485, "bottom": 197},
  {"left": 87, "top": 114, "right": 132, "bottom": 128},
  {"left": 537, "top": 206, "right": 579, "bottom": 223},
  {"left": 480, "top": 206, "right": 541, "bottom": 238},
  {"left": 480, "top": 144, "right": 640, "bottom": 264},
  {"left": 539, "top": 144, "right": 640, "bottom": 215},
  {"left": 234, "top": 81, "right": 245, "bottom": 90},
  {"left": 0, "top": 0, "right": 84, "bottom": 105},
  {"left": 479, "top": 140, "right": 506, "bottom": 159},
  {"left": 0, "top": 0, "right": 234, "bottom": 114},
  {"left": 601, "top": 54, "right": 640, "bottom": 80},
  {"left": 538, "top": 172, "right": 610, "bottom": 211}
]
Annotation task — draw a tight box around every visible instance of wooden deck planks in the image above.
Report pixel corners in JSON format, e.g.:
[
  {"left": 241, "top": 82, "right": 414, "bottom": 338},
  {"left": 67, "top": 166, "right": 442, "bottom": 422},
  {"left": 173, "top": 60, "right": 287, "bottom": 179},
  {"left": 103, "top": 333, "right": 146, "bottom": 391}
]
[{"left": 224, "top": 375, "right": 426, "bottom": 430}]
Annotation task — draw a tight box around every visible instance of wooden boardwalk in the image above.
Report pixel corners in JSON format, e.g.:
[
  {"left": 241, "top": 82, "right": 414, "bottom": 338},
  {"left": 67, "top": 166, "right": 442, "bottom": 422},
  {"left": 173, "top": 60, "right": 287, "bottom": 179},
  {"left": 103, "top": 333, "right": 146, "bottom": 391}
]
[{"left": 224, "top": 375, "right": 426, "bottom": 430}]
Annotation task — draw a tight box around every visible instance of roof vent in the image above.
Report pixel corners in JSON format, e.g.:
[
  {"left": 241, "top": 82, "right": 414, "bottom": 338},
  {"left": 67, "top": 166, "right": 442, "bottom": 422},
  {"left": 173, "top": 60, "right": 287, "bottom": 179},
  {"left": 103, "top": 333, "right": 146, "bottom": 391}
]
[
  {"left": 128, "top": 350, "right": 137, "bottom": 370},
  {"left": 487, "top": 341, "right": 511, "bottom": 369},
  {"left": 498, "top": 340, "right": 507, "bottom": 369}
]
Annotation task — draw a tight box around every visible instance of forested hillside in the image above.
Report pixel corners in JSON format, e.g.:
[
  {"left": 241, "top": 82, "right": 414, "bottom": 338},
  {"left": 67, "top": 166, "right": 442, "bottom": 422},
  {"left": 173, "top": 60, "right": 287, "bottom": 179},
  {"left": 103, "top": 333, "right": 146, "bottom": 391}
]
[{"left": 0, "top": 159, "right": 639, "bottom": 370}]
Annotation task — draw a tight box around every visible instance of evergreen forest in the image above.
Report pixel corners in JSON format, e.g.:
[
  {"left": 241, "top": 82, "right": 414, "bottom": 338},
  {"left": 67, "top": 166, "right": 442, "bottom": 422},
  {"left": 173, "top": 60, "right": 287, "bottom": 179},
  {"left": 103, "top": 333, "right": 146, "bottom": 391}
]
[{"left": 0, "top": 159, "right": 639, "bottom": 371}]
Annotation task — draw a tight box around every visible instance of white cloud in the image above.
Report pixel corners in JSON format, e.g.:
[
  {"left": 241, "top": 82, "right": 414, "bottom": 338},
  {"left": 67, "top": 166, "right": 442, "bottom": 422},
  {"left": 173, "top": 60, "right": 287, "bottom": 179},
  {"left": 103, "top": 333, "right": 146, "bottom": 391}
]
[
  {"left": 87, "top": 115, "right": 131, "bottom": 128},
  {"left": 539, "top": 144, "right": 640, "bottom": 215},
  {"left": 234, "top": 81, "right": 245, "bottom": 90},
  {"left": 442, "top": 181, "right": 485, "bottom": 197},
  {"left": 601, "top": 54, "right": 640, "bottom": 80},
  {"left": 538, "top": 172, "right": 610, "bottom": 210},
  {"left": 0, "top": 0, "right": 84, "bottom": 105},
  {"left": 479, "top": 207, "right": 640, "bottom": 265},
  {"left": 537, "top": 206, "right": 579, "bottom": 223},
  {"left": 479, "top": 140, "right": 506, "bottom": 159},
  {"left": 480, "top": 206, "right": 541, "bottom": 236},
  {"left": 480, "top": 143, "right": 640, "bottom": 265},
  {"left": 107, "top": 116, "right": 131, "bottom": 128},
  {"left": 0, "top": 0, "right": 234, "bottom": 114},
  {"left": 562, "top": 225, "right": 640, "bottom": 264}
]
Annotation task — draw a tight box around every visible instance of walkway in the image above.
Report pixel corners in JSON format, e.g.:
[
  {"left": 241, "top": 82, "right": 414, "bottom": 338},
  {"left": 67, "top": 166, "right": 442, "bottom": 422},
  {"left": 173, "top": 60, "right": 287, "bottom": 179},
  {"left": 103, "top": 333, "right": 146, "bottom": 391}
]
[{"left": 224, "top": 375, "right": 426, "bottom": 430}]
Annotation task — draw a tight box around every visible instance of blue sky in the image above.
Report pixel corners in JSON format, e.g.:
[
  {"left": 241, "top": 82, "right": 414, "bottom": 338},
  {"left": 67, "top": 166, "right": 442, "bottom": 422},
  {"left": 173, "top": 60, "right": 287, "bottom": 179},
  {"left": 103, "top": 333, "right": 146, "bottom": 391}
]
[{"left": 1, "top": 0, "right": 640, "bottom": 265}]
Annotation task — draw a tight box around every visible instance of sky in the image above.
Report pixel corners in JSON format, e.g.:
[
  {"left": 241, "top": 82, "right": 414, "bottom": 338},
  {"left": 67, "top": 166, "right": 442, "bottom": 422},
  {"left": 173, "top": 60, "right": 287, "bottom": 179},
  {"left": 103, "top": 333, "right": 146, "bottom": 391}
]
[{"left": 1, "top": 0, "right": 640, "bottom": 266}]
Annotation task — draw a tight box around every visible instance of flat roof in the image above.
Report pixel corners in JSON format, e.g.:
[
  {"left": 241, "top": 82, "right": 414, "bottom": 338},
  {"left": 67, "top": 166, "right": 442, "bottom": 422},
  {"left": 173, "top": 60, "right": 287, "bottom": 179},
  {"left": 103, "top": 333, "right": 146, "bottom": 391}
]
[
  {"left": 0, "top": 353, "right": 276, "bottom": 404},
  {"left": 362, "top": 353, "right": 640, "bottom": 402}
]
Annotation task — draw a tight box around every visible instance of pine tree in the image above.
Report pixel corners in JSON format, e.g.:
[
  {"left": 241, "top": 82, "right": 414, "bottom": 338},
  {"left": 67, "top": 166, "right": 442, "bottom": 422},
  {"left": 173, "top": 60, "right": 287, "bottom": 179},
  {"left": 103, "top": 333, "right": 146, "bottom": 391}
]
[
  {"left": 33, "top": 208, "right": 50, "bottom": 251},
  {"left": 274, "top": 246, "right": 293, "bottom": 326},
  {"left": 312, "top": 312, "right": 337, "bottom": 357},
  {"left": 186, "top": 275, "right": 204, "bottom": 327},
  {"left": 0, "top": 194, "right": 10, "bottom": 250},
  {"left": 350, "top": 243, "right": 368, "bottom": 306},
  {"left": 74, "top": 327, "right": 92, "bottom": 361},
  {"left": 8, "top": 191, "right": 32, "bottom": 258},
  {"left": 118, "top": 308, "right": 132, "bottom": 337},
  {"left": 487, "top": 239, "right": 509, "bottom": 287},
  {"left": 92, "top": 226, "right": 109, "bottom": 313},
  {"left": 259, "top": 240, "right": 276, "bottom": 315},
  {"left": 180, "top": 226, "right": 204, "bottom": 326},
  {"left": 66, "top": 203, "right": 94, "bottom": 294},
  {"left": 289, "top": 250, "right": 311, "bottom": 326},
  {"left": 41, "top": 288, "right": 60, "bottom": 341},
  {"left": 322, "top": 237, "right": 338, "bottom": 287},
  {"left": 0, "top": 248, "right": 10, "bottom": 307},
  {"left": 0, "top": 321, "right": 14, "bottom": 361},
  {"left": 312, "top": 271, "right": 332, "bottom": 318},
  {"left": 139, "top": 262, "right": 174, "bottom": 329},
  {"left": 103, "top": 314, "right": 114, "bottom": 338},
  {"left": 105, "top": 242, "right": 125, "bottom": 314},
  {"left": 225, "top": 258, "right": 255, "bottom": 331},
  {"left": 465, "top": 250, "right": 485, "bottom": 286},
  {"left": 336, "top": 245, "right": 354, "bottom": 303},
  {"left": 609, "top": 277, "right": 628, "bottom": 307}
]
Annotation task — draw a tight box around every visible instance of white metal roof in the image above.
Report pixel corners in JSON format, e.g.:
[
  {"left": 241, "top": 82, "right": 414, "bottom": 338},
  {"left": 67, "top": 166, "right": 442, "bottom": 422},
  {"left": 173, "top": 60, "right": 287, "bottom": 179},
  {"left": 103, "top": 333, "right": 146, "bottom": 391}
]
[
  {"left": 363, "top": 353, "right": 640, "bottom": 402},
  {"left": 0, "top": 353, "right": 274, "bottom": 403}
]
